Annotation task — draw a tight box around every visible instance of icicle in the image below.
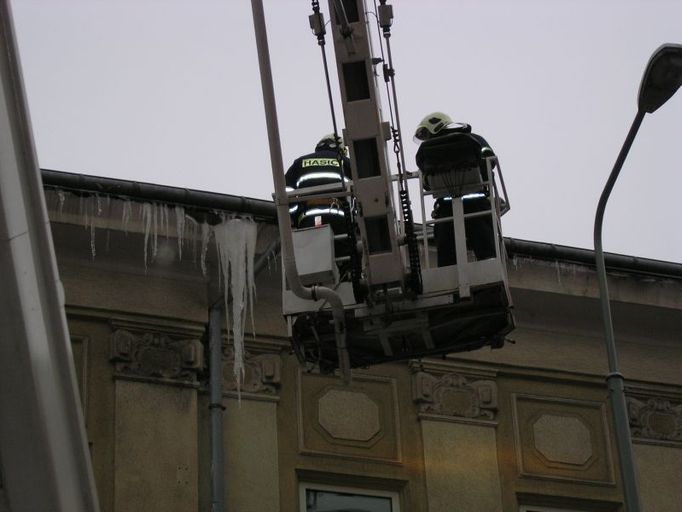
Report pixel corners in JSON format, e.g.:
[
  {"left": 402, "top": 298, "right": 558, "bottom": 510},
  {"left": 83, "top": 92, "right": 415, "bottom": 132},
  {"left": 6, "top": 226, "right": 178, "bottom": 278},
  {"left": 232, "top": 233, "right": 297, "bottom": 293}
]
[
  {"left": 175, "top": 206, "right": 185, "bottom": 261},
  {"left": 163, "top": 204, "right": 170, "bottom": 239},
  {"left": 200, "top": 221, "right": 210, "bottom": 276},
  {"left": 88, "top": 195, "right": 99, "bottom": 259},
  {"left": 213, "top": 217, "right": 258, "bottom": 397},
  {"left": 57, "top": 189, "right": 66, "bottom": 219},
  {"left": 246, "top": 222, "right": 257, "bottom": 338},
  {"left": 105, "top": 196, "right": 112, "bottom": 240},
  {"left": 152, "top": 204, "right": 159, "bottom": 260},
  {"left": 82, "top": 195, "right": 89, "bottom": 231},
  {"left": 555, "top": 260, "right": 562, "bottom": 286},
  {"left": 215, "top": 214, "right": 225, "bottom": 269},
  {"left": 121, "top": 200, "right": 132, "bottom": 234},
  {"left": 142, "top": 203, "right": 153, "bottom": 271},
  {"left": 89, "top": 221, "right": 96, "bottom": 259},
  {"left": 159, "top": 203, "right": 165, "bottom": 241},
  {"left": 185, "top": 214, "right": 199, "bottom": 264}
]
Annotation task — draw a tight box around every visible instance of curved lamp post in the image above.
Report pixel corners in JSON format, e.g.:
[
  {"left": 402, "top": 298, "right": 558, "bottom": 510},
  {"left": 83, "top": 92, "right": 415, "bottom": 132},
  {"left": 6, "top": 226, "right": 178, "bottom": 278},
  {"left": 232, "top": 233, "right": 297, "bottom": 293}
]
[{"left": 594, "top": 43, "right": 682, "bottom": 512}]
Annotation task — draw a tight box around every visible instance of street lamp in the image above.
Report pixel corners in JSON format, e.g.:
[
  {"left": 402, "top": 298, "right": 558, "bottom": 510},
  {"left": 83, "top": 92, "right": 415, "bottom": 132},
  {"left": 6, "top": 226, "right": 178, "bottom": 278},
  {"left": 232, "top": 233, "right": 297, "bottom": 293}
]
[{"left": 594, "top": 43, "right": 682, "bottom": 512}]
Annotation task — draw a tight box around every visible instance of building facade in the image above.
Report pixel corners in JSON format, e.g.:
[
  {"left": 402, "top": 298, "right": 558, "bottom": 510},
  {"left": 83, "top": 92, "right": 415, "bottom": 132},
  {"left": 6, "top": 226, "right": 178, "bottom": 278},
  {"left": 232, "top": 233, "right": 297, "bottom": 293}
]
[{"left": 43, "top": 170, "right": 682, "bottom": 512}]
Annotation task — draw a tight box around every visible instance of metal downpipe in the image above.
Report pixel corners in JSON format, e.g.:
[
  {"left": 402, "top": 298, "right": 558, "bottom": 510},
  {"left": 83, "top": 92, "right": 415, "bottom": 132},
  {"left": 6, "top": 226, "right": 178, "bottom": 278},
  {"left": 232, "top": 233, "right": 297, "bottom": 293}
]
[
  {"left": 208, "top": 304, "right": 225, "bottom": 512},
  {"left": 207, "top": 236, "right": 281, "bottom": 512},
  {"left": 250, "top": 0, "right": 350, "bottom": 381}
]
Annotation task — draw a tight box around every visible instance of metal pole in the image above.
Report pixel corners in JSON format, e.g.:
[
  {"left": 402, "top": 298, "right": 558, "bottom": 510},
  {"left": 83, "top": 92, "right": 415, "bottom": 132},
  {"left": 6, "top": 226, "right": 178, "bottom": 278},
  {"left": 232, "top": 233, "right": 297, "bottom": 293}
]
[
  {"left": 209, "top": 304, "right": 225, "bottom": 512},
  {"left": 593, "top": 109, "right": 645, "bottom": 512},
  {"left": 0, "top": 1, "right": 100, "bottom": 510},
  {"left": 250, "top": 0, "right": 351, "bottom": 382}
]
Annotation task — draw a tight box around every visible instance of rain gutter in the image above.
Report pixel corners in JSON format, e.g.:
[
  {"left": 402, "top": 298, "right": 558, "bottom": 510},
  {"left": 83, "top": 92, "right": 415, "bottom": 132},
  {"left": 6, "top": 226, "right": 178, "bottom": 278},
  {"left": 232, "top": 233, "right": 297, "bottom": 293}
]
[
  {"left": 40, "top": 168, "right": 277, "bottom": 221},
  {"left": 505, "top": 238, "right": 682, "bottom": 280}
]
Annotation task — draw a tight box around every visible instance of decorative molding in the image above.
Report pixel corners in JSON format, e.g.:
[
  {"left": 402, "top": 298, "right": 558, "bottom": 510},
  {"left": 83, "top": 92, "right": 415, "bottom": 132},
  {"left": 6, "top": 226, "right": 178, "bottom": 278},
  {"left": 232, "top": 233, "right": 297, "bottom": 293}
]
[
  {"left": 110, "top": 328, "right": 203, "bottom": 386},
  {"left": 628, "top": 394, "right": 682, "bottom": 447},
  {"left": 412, "top": 370, "right": 497, "bottom": 424},
  {"left": 222, "top": 346, "right": 281, "bottom": 397}
]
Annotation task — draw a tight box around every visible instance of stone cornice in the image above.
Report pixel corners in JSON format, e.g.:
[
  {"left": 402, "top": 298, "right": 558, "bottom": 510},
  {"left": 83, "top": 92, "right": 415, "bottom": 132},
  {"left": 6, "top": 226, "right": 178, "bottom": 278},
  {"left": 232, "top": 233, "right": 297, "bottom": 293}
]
[{"left": 68, "top": 306, "right": 291, "bottom": 354}]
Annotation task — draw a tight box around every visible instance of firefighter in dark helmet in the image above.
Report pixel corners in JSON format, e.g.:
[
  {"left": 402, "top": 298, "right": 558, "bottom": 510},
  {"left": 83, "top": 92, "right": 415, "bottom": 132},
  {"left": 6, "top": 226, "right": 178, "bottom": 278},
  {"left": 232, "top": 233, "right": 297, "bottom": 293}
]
[{"left": 285, "top": 134, "right": 353, "bottom": 263}]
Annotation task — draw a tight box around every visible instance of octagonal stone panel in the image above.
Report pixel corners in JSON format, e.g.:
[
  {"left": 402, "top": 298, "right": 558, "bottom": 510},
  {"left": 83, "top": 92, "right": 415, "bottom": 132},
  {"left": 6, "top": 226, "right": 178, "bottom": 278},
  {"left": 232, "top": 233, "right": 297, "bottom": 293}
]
[
  {"left": 299, "top": 372, "right": 401, "bottom": 462},
  {"left": 533, "top": 414, "right": 592, "bottom": 466},
  {"left": 513, "top": 394, "right": 614, "bottom": 484},
  {"left": 318, "top": 389, "right": 380, "bottom": 441}
]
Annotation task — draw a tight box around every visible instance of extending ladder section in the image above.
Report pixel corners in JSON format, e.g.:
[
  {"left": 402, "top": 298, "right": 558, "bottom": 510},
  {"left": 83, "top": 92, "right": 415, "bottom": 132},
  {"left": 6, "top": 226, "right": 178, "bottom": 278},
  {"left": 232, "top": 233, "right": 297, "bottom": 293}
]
[{"left": 326, "top": 0, "right": 405, "bottom": 294}]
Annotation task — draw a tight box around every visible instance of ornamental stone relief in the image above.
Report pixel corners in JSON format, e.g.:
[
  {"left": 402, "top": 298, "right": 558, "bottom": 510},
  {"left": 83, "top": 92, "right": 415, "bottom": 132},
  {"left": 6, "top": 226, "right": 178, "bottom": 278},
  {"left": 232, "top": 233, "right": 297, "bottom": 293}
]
[
  {"left": 110, "top": 328, "right": 203, "bottom": 385},
  {"left": 412, "top": 370, "right": 497, "bottom": 422},
  {"left": 221, "top": 346, "right": 281, "bottom": 396},
  {"left": 628, "top": 395, "right": 682, "bottom": 444}
]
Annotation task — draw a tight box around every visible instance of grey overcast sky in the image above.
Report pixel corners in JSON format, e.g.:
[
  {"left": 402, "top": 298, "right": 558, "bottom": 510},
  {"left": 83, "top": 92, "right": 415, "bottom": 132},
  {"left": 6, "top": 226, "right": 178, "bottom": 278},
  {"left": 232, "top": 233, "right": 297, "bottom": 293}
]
[{"left": 10, "top": 0, "right": 682, "bottom": 263}]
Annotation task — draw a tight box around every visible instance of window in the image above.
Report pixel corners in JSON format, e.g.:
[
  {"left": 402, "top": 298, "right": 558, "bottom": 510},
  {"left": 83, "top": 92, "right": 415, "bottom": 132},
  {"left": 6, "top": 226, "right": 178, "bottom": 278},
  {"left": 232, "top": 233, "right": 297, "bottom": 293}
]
[{"left": 300, "top": 483, "right": 400, "bottom": 512}]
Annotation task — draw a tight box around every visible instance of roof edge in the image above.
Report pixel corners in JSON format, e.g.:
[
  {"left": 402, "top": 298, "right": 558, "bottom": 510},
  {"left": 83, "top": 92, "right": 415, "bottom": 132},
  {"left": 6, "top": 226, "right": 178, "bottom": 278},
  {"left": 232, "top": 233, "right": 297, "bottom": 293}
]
[
  {"left": 504, "top": 238, "right": 682, "bottom": 280},
  {"left": 41, "top": 168, "right": 277, "bottom": 221},
  {"left": 41, "top": 169, "right": 682, "bottom": 279}
]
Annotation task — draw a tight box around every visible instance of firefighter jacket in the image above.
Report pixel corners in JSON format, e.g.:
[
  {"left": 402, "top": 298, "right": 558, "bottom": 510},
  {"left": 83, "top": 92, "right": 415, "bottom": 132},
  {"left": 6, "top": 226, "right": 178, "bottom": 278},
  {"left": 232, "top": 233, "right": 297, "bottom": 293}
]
[
  {"left": 416, "top": 126, "right": 495, "bottom": 188},
  {"left": 285, "top": 149, "right": 352, "bottom": 227}
]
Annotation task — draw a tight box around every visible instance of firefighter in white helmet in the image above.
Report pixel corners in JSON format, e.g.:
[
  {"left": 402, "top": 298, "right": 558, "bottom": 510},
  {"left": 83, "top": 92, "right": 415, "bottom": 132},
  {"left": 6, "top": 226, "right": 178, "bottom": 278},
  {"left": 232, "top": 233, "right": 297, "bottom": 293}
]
[{"left": 414, "top": 112, "right": 497, "bottom": 266}]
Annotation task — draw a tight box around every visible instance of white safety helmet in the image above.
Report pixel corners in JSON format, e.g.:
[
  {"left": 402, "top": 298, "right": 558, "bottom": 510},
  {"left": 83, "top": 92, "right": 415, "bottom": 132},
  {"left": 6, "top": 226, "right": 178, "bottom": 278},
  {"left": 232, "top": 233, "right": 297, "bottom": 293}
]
[{"left": 413, "top": 112, "right": 454, "bottom": 142}]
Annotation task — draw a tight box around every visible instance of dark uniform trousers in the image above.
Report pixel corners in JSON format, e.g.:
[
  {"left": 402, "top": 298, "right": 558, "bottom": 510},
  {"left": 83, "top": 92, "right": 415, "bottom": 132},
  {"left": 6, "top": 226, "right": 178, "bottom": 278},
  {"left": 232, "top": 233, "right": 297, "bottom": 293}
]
[
  {"left": 432, "top": 196, "right": 495, "bottom": 267},
  {"left": 416, "top": 129, "right": 497, "bottom": 267}
]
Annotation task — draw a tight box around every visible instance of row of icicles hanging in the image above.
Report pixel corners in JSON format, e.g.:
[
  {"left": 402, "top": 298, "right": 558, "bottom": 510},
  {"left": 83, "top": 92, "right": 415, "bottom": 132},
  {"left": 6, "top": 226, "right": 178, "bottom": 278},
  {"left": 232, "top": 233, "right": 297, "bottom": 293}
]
[{"left": 46, "top": 188, "right": 259, "bottom": 392}]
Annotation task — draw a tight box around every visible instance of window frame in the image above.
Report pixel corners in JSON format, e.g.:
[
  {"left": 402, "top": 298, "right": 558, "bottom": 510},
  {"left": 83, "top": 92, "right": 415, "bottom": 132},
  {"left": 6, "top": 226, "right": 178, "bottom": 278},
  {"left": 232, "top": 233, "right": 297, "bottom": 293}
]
[{"left": 299, "top": 482, "right": 401, "bottom": 512}]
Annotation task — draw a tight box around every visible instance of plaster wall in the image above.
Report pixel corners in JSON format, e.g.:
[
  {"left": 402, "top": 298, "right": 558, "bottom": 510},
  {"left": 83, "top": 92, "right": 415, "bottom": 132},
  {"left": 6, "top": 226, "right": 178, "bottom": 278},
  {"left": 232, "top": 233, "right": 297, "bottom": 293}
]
[
  {"left": 223, "top": 398, "right": 280, "bottom": 512},
  {"left": 421, "top": 420, "right": 503, "bottom": 512},
  {"left": 635, "top": 443, "right": 682, "bottom": 512},
  {"left": 114, "top": 380, "right": 198, "bottom": 512}
]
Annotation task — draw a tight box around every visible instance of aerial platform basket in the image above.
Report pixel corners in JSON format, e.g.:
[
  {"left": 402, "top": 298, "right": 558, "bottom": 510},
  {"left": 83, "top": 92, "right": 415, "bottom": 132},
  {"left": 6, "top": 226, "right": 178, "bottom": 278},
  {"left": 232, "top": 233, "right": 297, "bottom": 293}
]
[
  {"left": 286, "top": 270, "right": 513, "bottom": 372},
  {"left": 282, "top": 156, "right": 514, "bottom": 372}
]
